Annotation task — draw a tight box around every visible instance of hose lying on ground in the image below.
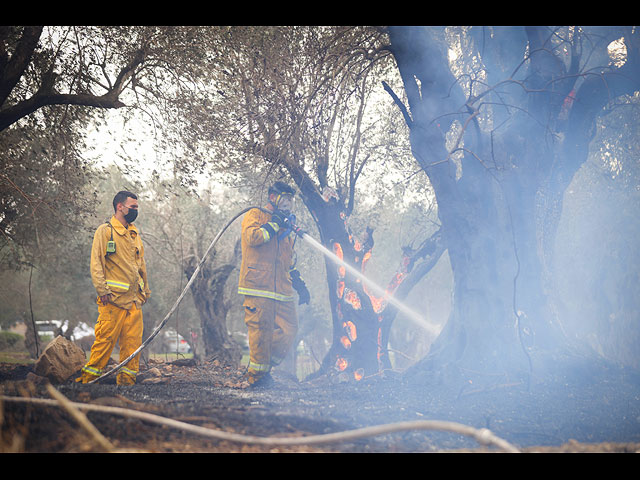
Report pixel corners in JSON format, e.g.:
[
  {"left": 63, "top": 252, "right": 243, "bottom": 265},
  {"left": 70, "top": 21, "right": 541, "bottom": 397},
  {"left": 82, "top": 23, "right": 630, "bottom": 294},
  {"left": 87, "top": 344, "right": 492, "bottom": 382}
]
[
  {"left": 0, "top": 393, "right": 520, "bottom": 452},
  {"left": 91, "top": 206, "right": 259, "bottom": 384}
]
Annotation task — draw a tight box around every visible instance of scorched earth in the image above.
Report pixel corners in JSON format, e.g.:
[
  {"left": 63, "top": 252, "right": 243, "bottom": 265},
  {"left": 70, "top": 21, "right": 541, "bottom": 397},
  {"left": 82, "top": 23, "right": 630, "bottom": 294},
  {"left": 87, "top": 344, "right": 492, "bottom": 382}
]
[{"left": 1, "top": 356, "right": 640, "bottom": 453}]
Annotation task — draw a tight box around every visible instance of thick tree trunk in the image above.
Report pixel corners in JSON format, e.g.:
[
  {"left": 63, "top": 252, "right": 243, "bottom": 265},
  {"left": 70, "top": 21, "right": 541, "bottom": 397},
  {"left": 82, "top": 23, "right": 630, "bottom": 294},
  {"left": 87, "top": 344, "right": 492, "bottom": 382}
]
[
  {"left": 388, "top": 26, "right": 640, "bottom": 388},
  {"left": 387, "top": 27, "right": 565, "bottom": 386},
  {"left": 184, "top": 243, "right": 242, "bottom": 367}
]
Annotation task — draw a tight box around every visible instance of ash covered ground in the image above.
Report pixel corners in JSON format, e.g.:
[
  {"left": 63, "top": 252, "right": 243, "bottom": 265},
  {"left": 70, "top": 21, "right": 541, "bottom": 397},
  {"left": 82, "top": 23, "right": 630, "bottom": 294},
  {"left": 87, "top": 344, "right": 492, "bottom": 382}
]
[{"left": 1, "top": 357, "right": 640, "bottom": 453}]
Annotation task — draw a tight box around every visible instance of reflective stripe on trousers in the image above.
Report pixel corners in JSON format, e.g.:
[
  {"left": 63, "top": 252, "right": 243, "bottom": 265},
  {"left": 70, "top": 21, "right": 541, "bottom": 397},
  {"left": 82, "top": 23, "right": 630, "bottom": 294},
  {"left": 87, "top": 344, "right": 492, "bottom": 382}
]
[{"left": 237, "top": 286, "right": 295, "bottom": 302}]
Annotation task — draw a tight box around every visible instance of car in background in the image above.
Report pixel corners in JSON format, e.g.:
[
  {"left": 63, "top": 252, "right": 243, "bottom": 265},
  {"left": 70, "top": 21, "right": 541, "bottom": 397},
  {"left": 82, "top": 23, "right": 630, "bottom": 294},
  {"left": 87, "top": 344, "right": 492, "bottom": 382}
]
[{"left": 161, "top": 329, "right": 192, "bottom": 354}]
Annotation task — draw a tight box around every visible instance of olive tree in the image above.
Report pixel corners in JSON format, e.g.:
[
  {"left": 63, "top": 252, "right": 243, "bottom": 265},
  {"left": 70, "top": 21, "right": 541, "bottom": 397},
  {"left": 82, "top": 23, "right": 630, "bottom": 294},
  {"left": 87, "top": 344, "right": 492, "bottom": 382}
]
[{"left": 386, "top": 26, "right": 640, "bottom": 388}]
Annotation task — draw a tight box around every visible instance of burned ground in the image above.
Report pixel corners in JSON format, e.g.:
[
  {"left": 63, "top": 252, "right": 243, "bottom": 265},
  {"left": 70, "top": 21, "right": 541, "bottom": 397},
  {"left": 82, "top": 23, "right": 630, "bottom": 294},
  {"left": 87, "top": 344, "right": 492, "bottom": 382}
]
[{"left": 1, "top": 358, "right": 640, "bottom": 453}]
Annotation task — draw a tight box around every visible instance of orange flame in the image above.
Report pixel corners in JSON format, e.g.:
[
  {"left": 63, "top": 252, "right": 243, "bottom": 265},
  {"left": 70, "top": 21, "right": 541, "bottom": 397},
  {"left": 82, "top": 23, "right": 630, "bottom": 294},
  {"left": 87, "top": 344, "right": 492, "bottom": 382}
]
[
  {"left": 336, "top": 280, "right": 345, "bottom": 299},
  {"left": 354, "top": 368, "right": 364, "bottom": 381},
  {"left": 340, "top": 336, "right": 351, "bottom": 349},
  {"left": 344, "top": 288, "right": 361, "bottom": 310},
  {"left": 336, "top": 357, "right": 348, "bottom": 371},
  {"left": 343, "top": 320, "right": 357, "bottom": 341}
]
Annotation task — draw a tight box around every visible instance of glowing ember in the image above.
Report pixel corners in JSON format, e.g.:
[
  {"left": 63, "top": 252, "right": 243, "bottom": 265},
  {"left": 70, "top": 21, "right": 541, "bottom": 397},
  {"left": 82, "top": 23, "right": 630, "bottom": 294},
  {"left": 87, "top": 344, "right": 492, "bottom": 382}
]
[
  {"left": 361, "top": 251, "right": 411, "bottom": 314},
  {"left": 369, "top": 296, "right": 384, "bottom": 313},
  {"left": 354, "top": 368, "right": 364, "bottom": 381},
  {"left": 336, "top": 357, "right": 348, "bottom": 371},
  {"left": 344, "top": 288, "right": 361, "bottom": 310},
  {"left": 343, "top": 320, "right": 357, "bottom": 341},
  {"left": 362, "top": 251, "right": 372, "bottom": 266},
  {"left": 336, "top": 280, "right": 345, "bottom": 299},
  {"left": 340, "top": 336, "right": 351, "bottom": 349}
]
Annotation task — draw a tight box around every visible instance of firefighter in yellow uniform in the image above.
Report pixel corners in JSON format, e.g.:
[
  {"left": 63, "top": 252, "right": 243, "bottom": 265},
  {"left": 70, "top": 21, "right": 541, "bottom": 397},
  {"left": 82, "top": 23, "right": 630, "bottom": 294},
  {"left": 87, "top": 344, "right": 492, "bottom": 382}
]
[
  {"left": 239, "top": 182, "right": 309, "bottom": 387},
  {"left": 77, "top": 190, "right": 151, "bottom": 386}
]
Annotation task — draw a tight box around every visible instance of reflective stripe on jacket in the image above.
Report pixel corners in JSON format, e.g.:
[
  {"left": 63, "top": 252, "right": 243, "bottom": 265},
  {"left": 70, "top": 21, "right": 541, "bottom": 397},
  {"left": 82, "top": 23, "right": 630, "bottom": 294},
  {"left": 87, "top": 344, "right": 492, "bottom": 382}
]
[
  {"left": 90, "top": 215, "right": 151, "bottom": 309},
  {"left": 238, "top": 207, "right": 295, "bottom": 302}
]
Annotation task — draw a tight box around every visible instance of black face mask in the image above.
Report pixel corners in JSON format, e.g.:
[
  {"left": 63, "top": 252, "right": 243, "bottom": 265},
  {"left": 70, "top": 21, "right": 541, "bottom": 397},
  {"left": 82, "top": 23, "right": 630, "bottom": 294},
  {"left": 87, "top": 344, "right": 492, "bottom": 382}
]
[{"left": 124, "top": 208, "right": 138, "bottom": 224}]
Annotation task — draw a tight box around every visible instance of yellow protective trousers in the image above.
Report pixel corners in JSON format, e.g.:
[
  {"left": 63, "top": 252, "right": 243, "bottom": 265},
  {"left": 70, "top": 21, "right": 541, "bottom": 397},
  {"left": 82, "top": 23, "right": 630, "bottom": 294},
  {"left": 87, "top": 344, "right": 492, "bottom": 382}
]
[
  {"left": 243, "top": 295, "right": 297, "bottom": 382},
  {"left": 78, "top": 299, "right": 143, "bottom": 385}
]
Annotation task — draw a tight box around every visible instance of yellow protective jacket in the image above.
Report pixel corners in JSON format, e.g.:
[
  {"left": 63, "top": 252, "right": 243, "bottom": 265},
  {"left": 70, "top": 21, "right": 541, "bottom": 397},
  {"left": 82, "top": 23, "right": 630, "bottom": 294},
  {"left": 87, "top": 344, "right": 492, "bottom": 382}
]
[
  {"left": 238, "top": 207, "right": 295, "bottom": 302},
  {"left": 90, "top": 215, "right": 151, "bottom": 310}
]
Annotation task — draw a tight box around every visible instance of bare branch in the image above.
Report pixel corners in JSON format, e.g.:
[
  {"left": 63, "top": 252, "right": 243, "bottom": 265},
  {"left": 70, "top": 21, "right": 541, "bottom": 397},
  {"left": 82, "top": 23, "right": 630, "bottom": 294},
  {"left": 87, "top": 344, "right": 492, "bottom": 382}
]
[{"left": 382, "top": 80, "right": 412, "bottom": 127}]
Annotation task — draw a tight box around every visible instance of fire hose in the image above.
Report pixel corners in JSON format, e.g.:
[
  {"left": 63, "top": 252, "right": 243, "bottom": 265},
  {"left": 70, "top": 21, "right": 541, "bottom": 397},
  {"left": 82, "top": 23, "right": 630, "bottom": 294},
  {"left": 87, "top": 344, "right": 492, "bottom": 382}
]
[{"left": 0, "top": 390, "right": 521, "bottom": 452}]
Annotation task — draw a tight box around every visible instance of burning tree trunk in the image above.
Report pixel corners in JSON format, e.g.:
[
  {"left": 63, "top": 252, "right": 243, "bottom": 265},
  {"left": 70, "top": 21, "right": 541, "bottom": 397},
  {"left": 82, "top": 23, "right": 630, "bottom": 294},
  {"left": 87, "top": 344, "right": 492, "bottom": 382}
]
[
  {"left": 320, "top": 217, "right": 380, "bottom": 381},
  {"left": 301, "top": 188, "right": 445, "bottom": 383},
  {"left": 184, "top": 240, "right": 242, "bottom": 366}
]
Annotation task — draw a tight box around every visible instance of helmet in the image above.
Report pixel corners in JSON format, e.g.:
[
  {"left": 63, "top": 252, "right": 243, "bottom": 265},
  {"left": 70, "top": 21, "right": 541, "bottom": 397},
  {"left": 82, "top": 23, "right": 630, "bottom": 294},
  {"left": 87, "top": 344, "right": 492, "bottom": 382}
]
[
  {"left": 268, "top": 181, "right": 296, "bottom": 197},
  {"left": 268, "top": 181, "right": 296, "bottom": 213}
]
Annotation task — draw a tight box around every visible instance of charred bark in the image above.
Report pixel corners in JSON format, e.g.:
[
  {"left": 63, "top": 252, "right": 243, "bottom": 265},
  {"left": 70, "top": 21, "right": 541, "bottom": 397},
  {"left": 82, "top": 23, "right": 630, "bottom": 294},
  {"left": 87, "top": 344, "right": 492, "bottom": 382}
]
[
  {"left": 301, "top": 189, "right": 445, "bottom": 382},
  {"left": 301, "top": 193, "right": 380, "bottom": 382},
  {"left": 377, "top": 228, "right": 446, "bottom": 369},
  {"left": 387, "top": 26, "right": 640, "bottom": 388}
]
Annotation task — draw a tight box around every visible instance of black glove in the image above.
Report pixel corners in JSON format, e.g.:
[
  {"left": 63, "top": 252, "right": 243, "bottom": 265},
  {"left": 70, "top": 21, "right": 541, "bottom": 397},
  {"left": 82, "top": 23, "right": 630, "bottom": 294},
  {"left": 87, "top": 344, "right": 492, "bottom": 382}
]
[
  {"left": 290, "top": 269, "right": 310, "bottom": 305},
  {"left": 271, "top": 209, "right": 289, "bottom": 229}
]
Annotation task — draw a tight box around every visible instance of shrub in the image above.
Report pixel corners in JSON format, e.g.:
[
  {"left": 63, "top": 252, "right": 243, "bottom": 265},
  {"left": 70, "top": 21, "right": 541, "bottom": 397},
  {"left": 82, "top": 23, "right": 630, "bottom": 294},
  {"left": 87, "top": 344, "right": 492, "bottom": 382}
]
[{"left": 0, "top": 331, "right": 24, "bottom": 350}]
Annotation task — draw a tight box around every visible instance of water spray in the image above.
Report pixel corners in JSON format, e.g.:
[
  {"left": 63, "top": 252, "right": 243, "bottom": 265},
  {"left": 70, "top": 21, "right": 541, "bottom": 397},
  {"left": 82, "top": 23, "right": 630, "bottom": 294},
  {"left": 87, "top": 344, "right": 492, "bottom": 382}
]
[
  {"left": 92, "top": 205, "right": 437, "bottom": 383},
  {"left": 290, "top": 223, "right": 439, "bottom": 336}
]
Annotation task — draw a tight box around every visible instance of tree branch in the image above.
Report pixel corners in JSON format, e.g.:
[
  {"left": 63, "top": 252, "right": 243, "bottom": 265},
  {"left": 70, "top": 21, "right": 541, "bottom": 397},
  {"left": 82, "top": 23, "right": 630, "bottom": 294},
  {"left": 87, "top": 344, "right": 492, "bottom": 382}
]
[
  {"left": 0, "top": 43, "right": 147, "bottom": 132},
  {"left": 382, "top": 80, "right": 412, "bottom": 127},
  {"left": 0, "top": 26, "right": 43, "bottom": 106}
]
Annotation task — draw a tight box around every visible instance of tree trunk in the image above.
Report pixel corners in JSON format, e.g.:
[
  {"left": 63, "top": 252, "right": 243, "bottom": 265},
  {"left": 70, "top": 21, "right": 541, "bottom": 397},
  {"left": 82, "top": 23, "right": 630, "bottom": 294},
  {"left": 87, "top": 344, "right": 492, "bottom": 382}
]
[
  {"left": 300, "top": 190, "right": 444, "bottom": 382},
  {"left": 387, "top": 26, "right": 640, "bottom": 388},
  {"left": 302, "top": 194, "right": 381, "bottom": 381},
  {"left": 184, "top": 242, "right": 242, "bottom": 367}
]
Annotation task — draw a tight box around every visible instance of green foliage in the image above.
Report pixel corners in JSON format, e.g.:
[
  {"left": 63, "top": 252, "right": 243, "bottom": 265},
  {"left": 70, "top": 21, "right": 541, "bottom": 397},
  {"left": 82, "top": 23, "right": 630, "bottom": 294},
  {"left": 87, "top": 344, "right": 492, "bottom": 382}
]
[{"left": 0, "top": 331, "right": 23, "bottom": 350}]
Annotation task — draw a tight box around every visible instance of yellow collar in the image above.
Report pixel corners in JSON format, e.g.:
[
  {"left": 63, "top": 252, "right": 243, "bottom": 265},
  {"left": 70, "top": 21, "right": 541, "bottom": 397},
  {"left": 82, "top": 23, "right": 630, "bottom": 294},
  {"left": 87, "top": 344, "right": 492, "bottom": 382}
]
[{"left": 109, "top": 215, "right": 137, "bottom": 236}]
